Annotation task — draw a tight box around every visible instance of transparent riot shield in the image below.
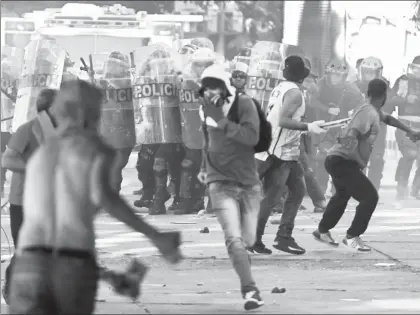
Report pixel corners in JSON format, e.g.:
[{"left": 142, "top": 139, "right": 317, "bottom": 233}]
[
  {"left": 247, "top": 41, "right": 305, "bottom": 111},
  {"left": 12, "top": 39, "right": 66, "bottom": 132},
  {"left": 131, "top": 46, "right": 182, "bottom": 145},
  {"left": 94, "top": 52, "right": 136, "bottom": 150},
  {"left": 178, "top": 63, "right": 206, "bottom": 151},
  {"left": 1, "top": 47, "right": 23, "bottom": 133}
]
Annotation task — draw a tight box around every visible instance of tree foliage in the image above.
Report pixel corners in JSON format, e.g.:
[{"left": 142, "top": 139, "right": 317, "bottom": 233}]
[{"left": 412, "top": 0, "right": 420, "bottom": 30}]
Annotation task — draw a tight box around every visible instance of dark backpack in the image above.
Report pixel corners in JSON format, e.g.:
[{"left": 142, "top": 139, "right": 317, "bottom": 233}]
[{"left": 227, "top": 92, "right": 273, "bottom": 153}]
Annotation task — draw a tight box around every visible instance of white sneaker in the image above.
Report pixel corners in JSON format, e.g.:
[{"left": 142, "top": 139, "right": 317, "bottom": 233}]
[{"left": 342, "top": 236, "right": 371, "bottom": 252}]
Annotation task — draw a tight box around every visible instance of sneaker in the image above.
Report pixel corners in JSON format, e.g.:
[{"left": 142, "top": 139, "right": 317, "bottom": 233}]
[
  {"left": 168, "top": 198, "right": 181, "bottom": 211},
  {"left": 251, "top": 242, "right": 272, "bottom": 255},
  {"left": 273, "top": 236, "right": 306, "bottom": 255},
  {"left": 173, "top": 198, "right": 200, "bottom": 215},
  {"left": 148, "top": 201, "right": 167, "bottom": 215},
  {"left": 134, "top": 197, "right": 153, "bottom": 208},
  {"left": 312, "top": 229, "right": 339, "bottom": 247},
  {"left": 342, "top": 236, "right": 371, "bottom": 252},
  {"left": 243, "top": 290, "right": 264, "bottom": 311},
  {"left": 313, "top": 207, "right": 325, "bottom": 213}
]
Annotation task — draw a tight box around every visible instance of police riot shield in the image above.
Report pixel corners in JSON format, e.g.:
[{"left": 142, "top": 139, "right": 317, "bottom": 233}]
[
  {"left": 178, "top": 70, "right": 203, "bottom": 150},
  {"left": 94, "top": 52, "right": 136, "bottom": 150},
  {"left": 131, "top": 46, "right": 182, "bottom": 144},
  {"left": 12, "top": 39, "right": 66, "bottom": 132},
  {"left": 247, "top": 41, "right": 305, "bottom": 111},
  {"left": 1, "top": 46, "right": 24, "bottom": 133}
]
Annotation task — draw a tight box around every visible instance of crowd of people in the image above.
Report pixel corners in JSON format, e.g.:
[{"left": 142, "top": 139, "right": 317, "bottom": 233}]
[{"left": 1, "top": 36, "right": 419, "bottom": 313}]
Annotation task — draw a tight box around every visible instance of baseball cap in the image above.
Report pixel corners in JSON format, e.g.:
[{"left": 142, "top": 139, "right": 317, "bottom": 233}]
[
  {"left": 199, "top": 64, "right": 233, "bottom": 97},
  {"left": 283, "top": 55, "right": 310, "bottom": 83}
]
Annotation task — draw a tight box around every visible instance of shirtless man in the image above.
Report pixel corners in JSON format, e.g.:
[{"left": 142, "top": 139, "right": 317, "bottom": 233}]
[{"left": 9, "top": 80, "right": 182, "bottom": 315}]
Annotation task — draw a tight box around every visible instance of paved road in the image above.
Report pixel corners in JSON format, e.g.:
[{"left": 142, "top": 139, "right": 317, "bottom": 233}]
[
  {"left": 1, "top": 153, "right": 419, "bottom": 314},
  {"left": 1, "top": 199, "right": 419, "bottom": 314}
]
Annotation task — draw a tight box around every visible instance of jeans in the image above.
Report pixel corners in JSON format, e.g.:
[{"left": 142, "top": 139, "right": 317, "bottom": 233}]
[
  {"left": 112, "top": 147, "right": 133, "bottom": 193},
  {"left": 9, "top": 250, "right": 98, "bottom": 315},
  {"left": 208, "top": 181, "right": 261, "bottom": 294},
  {"left": 273, "top": 149, "right": 325, "bottom": 211},
  {"left": 318, "top": 155, "right": 379, "bottom": 237},
  {"left": 258, "top": 159, "right": 305, "bottom": 241}
]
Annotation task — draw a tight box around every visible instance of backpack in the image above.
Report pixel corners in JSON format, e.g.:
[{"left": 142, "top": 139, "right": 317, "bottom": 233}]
[{"left": 227, "top": 92, "right": 273, "bottom": 153}]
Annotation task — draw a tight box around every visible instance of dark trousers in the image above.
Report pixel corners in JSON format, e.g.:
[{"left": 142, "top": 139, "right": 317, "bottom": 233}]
[
  {"left": 153, "top": 144, "right": 184, "bottom": 202},
  {"left": 9, "top": 250, "right": 98, "bottom": 315},
  {"left": 318, "top": 155, "right": 379, "bottom": 237},
  {"left": 5, "top": 204, "right": 24, "bottom": 289},
  {"left": 257, "top": 159, "right": 305, "bottom": 241},
  {"left": 112, "top": 147, "right": 133, "bottom": 193},
  {"left": 180, "top": 147, "right": 204, "bottom": 200},
  {"left": 136, "top": 144, "right": 160, "bottom": 199}
]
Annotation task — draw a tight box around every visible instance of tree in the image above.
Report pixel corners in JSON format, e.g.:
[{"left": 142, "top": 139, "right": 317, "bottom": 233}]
[{"left": 411, "top": 0, "right": 420, "bottom": 30}]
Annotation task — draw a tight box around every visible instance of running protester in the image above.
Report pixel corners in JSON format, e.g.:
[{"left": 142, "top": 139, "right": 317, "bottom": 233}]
[
  {"left": 198, "top": 64, "right": 264, "bottom": 310},
  {"left": 313, "top": 79, "right": 420, "bottom": 251}
]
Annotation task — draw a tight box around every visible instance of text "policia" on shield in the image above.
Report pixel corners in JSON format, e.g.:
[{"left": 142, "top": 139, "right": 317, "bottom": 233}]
[
  {"left": 179, "top": 90, "right": 200, "bottom": 103},
  {"left": 246, "top": 76, "right": 281, "bottom": 91},
  {"left": 133, "top": 83, "right": 176, "bottom": 99},
  {"left": 18, "top": 74, "right": 61, "bottom": 88},
  {"left": 103, "top": 88, "right": 133, "bottom": 102}
]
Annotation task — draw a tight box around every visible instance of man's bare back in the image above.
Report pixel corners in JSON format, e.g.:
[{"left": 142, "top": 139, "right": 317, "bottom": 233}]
[{"left": 18, "top": 130, "right": 112, "bottom": 252}]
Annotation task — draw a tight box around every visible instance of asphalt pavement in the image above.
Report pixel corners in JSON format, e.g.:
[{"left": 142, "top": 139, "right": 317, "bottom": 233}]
[{"left": 1, "top": 153, "right": 419, "bottom": 314}]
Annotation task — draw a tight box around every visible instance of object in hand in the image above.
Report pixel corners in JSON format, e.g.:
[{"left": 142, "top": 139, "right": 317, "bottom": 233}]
[
  {"left": 99, "top": 259, "right": 149, "bottom": 300},
  {"left": 320, "top": 118, "right": 351, "bottom": 129}
]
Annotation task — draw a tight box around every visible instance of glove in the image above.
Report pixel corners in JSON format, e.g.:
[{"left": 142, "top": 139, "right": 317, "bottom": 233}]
[
  {"left": 328, "top": 107, "right": 340, "bottom": 116},
  {"left": 307, "top": 120, "right": 327, "bottom": 135}
]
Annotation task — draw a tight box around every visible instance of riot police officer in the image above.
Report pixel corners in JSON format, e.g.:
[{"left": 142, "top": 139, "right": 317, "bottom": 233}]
[
  {"left": 175, "top": 48, "right": 217, "bottom": 215},
  {"left": 391, "top": 56, "right": 420, "bottom": 201},
  {"left": 100, "top": 51, "right": 136, "bottom": 194},
  {"left": 310, "top": 58, "right": 364, "bottom": 195}
]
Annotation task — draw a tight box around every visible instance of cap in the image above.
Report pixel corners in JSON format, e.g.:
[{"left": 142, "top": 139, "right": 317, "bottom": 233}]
[
  {"left": 283, "top": 55, "right": 310, "bottom": 82},
  {"left": 199, "top": 64, "right": 233, "bottom": 97}
]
